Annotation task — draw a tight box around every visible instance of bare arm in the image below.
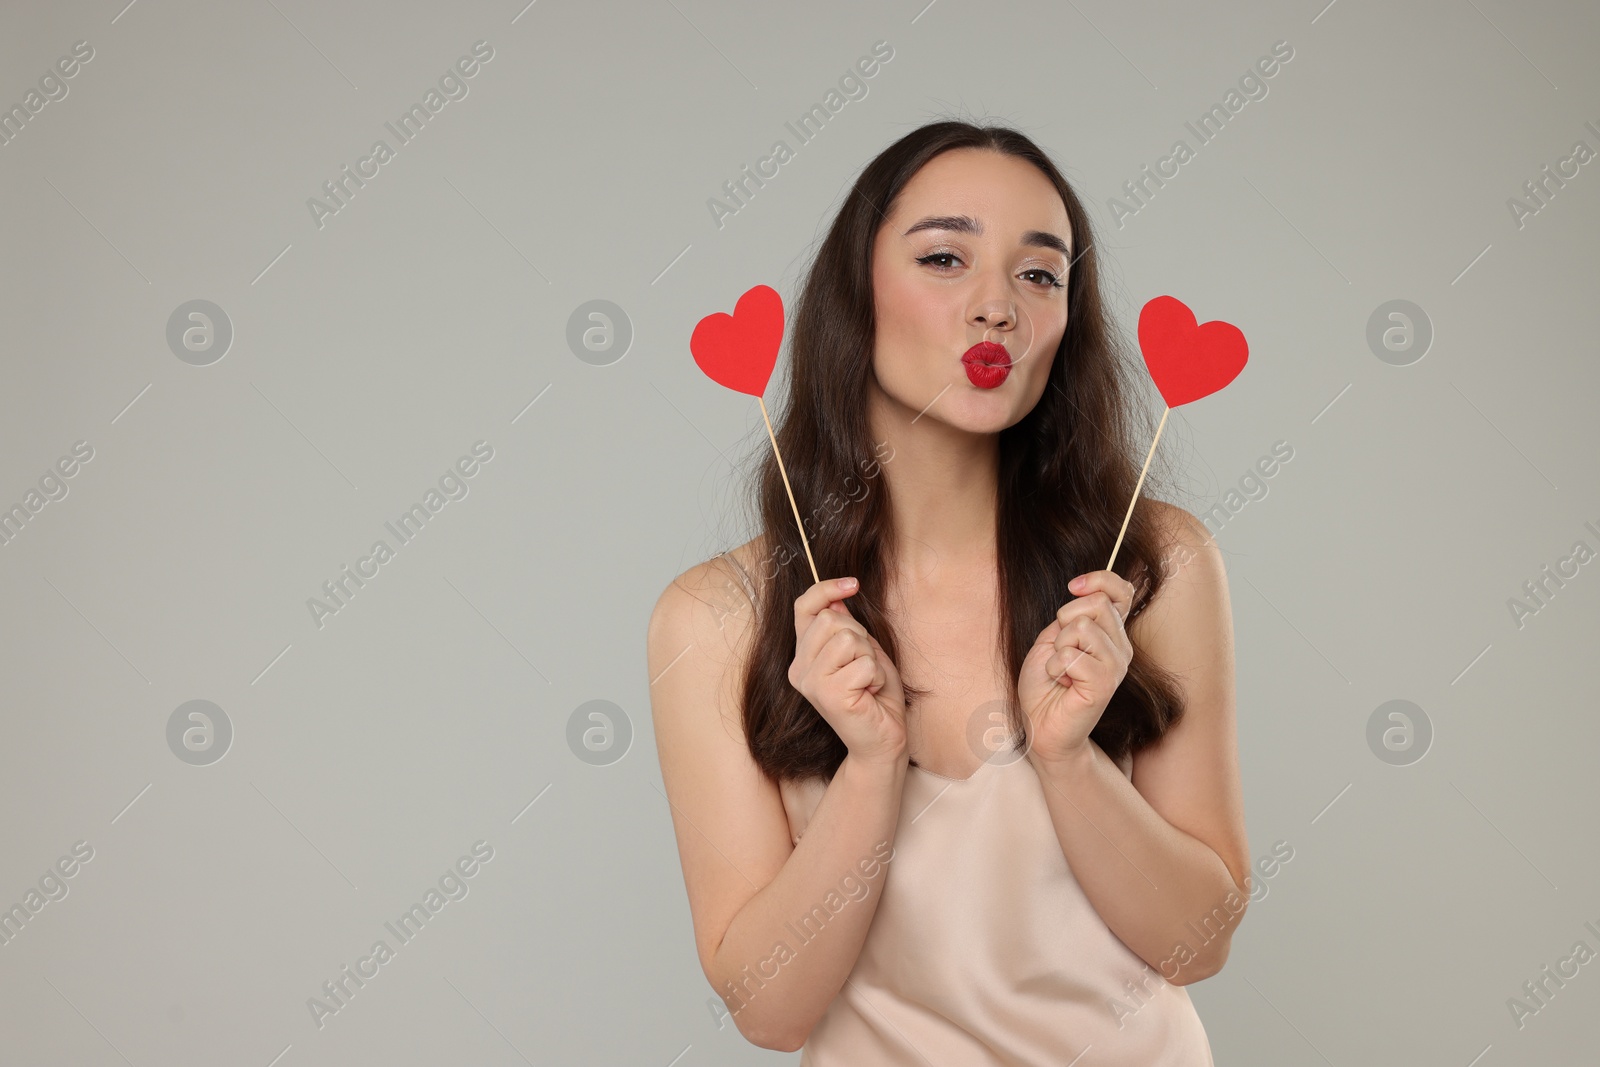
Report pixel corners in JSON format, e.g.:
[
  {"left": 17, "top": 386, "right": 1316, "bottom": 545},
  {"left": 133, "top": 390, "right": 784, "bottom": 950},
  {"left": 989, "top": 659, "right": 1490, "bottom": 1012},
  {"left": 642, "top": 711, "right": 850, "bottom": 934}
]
[
  {"left": 1029, "top": 505, "right": 1250, "bottom": 984},
  {"left": 647, "top": 557, "right": 908, "bottom": 1051}
]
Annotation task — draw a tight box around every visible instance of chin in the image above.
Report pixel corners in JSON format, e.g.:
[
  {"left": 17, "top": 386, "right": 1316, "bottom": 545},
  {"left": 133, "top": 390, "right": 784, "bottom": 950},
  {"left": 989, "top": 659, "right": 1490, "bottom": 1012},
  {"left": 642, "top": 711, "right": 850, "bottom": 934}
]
[{"left": 939, "top": 395, "right": 1024, "bottom": 434}]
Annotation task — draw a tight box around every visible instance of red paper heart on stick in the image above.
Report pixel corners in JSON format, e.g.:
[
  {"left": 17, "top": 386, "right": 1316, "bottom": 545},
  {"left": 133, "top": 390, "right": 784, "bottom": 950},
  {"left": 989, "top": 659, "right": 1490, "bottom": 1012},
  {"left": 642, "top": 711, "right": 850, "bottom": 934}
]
[
  {"left": 1137, "top": 295, "right": 1248, "bottom": 408},
  {"left": 690, "top": 284, "right": 785, "bottom": 397}
]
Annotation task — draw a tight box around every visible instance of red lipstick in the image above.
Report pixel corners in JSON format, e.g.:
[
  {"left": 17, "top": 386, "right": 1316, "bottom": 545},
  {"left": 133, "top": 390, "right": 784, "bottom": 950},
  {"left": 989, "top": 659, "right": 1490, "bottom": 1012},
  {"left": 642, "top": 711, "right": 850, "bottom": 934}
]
[{"left": 961, "top": 341, "right": 1011, "bottom": 389}]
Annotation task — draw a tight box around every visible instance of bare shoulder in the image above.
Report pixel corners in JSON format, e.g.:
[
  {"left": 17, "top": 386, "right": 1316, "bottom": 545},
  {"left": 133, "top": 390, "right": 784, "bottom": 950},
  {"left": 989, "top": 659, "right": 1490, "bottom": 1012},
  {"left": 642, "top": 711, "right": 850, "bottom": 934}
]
[
  {"left": 1123, "top": 499, "right": 1248, "bottom": 897},
  {"left": 646, "top": 538, "right": 766, "bottom": 734},
  {"left": 1146, "top": 498, "right": 1219, "bottom": 566},
  {"left": 652, "top": 543, "right": 757, "bottom": 646},
  {"left": 1129, "top": 500, "right": 1225, "bottom": 626},
  {"left": 722, "top": 533, "right": 774, "bottom": 601},
  {"left": 646, "top": 535, "right": 794, "bottom": 978}
]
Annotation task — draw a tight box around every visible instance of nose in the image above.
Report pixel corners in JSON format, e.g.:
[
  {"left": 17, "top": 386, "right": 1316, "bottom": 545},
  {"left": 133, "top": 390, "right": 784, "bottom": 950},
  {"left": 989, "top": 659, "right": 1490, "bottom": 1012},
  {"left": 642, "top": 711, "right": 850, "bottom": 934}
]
[{"left": 971, "top": 300, "right": 1015, "bottom": 337}]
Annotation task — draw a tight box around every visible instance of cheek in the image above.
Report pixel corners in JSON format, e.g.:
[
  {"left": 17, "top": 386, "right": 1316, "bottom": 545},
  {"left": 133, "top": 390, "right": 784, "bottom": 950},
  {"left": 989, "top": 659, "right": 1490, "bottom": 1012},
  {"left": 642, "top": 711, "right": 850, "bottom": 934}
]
[
  {"left": 878, "top": 272, "right": 935, "bottom": 332},
  {"left": 1033, "top": 310, "right": 1067, "bottom": 354},
  {"left": 873, "top": 275, "right": 946, "bottom": 368},
  {"left": 1023, "top": 321, "right": 1066, "bottom": 378},
  {"left": 1015, "top": 348, "right": 1059, "bottom": 407}
]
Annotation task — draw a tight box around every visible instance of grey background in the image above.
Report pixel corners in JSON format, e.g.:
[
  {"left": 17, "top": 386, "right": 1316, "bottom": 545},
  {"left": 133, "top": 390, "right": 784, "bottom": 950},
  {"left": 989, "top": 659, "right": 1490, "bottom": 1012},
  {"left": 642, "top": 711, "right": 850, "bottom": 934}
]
[{"left": 1, "top": 0, "right": 1596, "bottom": 1064}]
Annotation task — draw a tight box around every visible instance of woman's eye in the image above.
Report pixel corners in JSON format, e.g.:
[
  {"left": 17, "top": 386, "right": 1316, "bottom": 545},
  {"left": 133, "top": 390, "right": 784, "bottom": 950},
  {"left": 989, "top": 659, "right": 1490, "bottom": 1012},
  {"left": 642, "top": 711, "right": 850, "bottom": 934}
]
[{"left": 918, "top": 253, "right": 1062, "bottom": 289}]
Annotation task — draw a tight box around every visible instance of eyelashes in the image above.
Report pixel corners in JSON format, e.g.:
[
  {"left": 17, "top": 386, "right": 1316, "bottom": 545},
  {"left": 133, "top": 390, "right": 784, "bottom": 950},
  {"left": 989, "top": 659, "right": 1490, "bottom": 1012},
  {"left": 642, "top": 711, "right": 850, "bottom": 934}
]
[{"left": 914, "top": 251, "right": 1065, "bottom": 290}]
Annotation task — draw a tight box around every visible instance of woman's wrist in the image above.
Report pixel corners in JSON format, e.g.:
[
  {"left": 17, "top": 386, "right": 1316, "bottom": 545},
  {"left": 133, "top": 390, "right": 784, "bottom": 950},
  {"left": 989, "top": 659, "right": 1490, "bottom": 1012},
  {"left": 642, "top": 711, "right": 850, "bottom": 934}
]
[
  {"left": 842, "top": 746, "right": 909, "bottom": 777},
  {"left": 1026, "top": 739, "right": 1097, "bottom": 782}
]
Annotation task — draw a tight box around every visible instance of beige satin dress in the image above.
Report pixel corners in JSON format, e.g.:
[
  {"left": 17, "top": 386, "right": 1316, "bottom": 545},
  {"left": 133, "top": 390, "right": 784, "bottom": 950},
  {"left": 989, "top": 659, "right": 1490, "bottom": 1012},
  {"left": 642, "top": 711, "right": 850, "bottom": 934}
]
[{"left": 718, "top": 552, "right": 1217, "bottom": 1066}]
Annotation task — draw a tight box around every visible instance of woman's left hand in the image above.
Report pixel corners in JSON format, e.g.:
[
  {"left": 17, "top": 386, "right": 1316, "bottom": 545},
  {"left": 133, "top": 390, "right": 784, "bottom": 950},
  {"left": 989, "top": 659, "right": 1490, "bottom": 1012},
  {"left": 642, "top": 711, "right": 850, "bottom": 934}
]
[{"left": 1017, "top": 570, "right": 1136, "bottom": 765}]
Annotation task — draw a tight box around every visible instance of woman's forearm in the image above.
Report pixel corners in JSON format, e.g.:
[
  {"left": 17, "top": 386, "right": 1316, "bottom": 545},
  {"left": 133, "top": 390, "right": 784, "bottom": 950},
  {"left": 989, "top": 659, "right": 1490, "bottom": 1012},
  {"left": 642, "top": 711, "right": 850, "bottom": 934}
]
[
  {"left": 711, "top": 753, "right": 907, "bottom": 1051},
  {"left": 1030, "top": 741, "right": 1244, "bottom": 983}
]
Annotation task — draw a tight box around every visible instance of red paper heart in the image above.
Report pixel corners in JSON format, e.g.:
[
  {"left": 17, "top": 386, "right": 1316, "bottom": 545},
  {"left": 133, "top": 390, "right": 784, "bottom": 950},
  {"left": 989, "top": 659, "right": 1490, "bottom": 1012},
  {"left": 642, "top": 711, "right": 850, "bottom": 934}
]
[
  {"left": 690, "top": 284, "right": 785, "bottom": 398},
  {"left": 1137, "top": 295, "right": 1248, "bottom": 408}
]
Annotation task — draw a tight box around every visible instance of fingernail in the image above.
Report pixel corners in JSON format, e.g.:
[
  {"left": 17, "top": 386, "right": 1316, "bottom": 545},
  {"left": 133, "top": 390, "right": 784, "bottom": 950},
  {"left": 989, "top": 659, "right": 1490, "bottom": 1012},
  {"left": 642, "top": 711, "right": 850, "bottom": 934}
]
[
  {"left": 839, "top": 577, "right": 858, "bottom": 590},
  {"left": 1069, "top": 576, "right": 1085, "bottom": 591}
]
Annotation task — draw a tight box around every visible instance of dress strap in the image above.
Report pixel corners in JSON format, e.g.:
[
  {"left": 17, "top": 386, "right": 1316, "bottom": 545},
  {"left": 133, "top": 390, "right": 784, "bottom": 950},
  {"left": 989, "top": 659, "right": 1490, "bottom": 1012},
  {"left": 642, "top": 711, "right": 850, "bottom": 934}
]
[{"left": 718, "top": 550, "right": 761, "bottom": 607}]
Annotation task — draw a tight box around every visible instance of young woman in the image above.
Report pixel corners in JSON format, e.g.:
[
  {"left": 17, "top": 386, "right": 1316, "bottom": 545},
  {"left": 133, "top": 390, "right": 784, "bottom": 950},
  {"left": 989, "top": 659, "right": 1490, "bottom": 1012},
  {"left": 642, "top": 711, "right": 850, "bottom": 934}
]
[{"left": 647, "top": 120, "right": 1248, "bottom": 1065}]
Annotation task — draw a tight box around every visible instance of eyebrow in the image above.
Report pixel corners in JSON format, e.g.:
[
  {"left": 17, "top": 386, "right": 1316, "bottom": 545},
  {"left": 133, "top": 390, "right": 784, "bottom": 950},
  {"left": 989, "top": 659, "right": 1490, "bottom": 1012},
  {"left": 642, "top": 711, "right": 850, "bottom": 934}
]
[{"left": 901, "top": 214, "right": 1071, "bottom": 257}]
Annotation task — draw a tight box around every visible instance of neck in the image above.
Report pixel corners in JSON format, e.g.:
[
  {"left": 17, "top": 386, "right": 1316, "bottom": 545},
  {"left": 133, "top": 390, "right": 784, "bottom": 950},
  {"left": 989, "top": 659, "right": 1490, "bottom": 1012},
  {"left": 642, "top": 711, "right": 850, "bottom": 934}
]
[{"left": 867, "top": 382, "right": 1000, "bottom": 583}]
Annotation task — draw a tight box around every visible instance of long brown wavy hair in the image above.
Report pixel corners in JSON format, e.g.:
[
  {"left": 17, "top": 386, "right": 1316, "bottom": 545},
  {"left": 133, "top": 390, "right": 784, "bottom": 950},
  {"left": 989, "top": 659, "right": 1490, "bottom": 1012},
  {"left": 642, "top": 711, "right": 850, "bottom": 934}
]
[{"left": 720, "top": 120, "right": 1188, "bottom": 784}]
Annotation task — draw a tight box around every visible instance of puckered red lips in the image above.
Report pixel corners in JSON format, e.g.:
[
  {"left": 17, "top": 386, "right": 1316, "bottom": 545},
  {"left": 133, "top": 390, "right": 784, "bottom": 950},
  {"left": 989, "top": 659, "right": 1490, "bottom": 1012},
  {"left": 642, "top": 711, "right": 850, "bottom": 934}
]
[{"left": 961, "top": 341, "right": 1011, "bottom": 389}]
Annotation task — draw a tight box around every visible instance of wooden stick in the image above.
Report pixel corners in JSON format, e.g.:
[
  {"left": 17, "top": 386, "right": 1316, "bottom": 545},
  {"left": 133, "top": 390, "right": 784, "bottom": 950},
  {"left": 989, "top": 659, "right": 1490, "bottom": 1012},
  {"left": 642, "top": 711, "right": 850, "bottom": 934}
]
[
  {"left": 757, "top": 396, "right": 820, "bottom": 585},
  {"left": 1105, "top": 405, "right": 1170, "bottom": 573}
]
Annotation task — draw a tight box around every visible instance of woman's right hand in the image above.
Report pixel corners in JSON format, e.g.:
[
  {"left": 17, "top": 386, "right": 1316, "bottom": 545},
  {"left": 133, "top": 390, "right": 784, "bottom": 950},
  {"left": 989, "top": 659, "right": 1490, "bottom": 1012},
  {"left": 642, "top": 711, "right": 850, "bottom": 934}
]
[{"left": 789, "top": 577, "right": 908, "bottom": 767}]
